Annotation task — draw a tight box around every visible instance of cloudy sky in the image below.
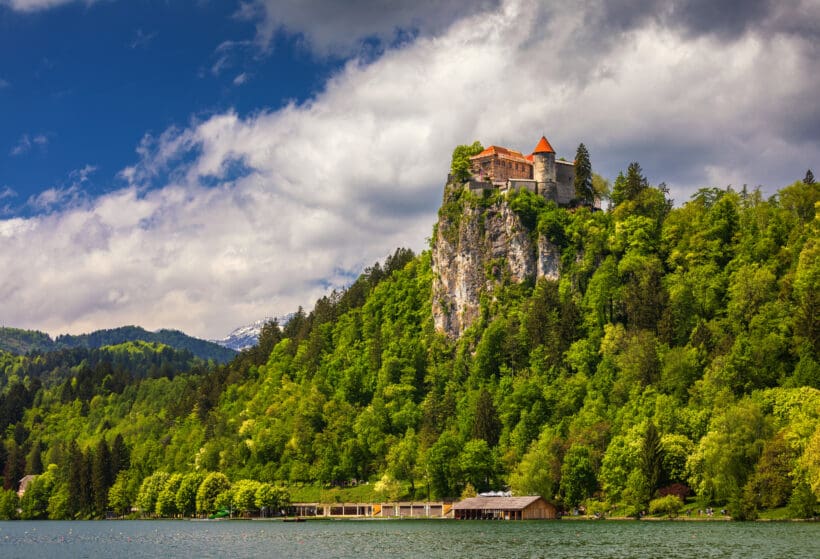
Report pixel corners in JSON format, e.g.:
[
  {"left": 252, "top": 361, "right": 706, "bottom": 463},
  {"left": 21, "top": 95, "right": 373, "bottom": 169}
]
[{"left": 1, "top": 0, "right": 818, "bottom": 340}]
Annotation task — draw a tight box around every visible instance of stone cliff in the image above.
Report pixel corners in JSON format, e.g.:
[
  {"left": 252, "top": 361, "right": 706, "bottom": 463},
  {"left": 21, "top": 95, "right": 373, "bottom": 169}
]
[{"left": 432, "top": 184, "right": 561, "bottom": 339}]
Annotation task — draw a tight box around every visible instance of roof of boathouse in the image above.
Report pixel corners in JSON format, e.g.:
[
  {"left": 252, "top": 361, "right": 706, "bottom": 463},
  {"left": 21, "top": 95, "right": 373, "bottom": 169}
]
[{"left": 453, "top": 496, "right": 544, "bottom": 511}]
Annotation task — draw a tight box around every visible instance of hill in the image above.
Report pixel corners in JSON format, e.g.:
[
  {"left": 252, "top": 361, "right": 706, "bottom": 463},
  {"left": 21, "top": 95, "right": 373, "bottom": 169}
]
[
  {"left": 0, "top": 172, "right": 817, "bottom": 521},
  {"left": 0, "top": 325, "right": 236, "bottom": 363}
]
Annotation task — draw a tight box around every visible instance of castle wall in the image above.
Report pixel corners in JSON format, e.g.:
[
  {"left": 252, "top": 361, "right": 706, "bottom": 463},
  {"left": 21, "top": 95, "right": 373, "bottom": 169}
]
[
  {"left": 555, "top": 160, "right": 575, "bottom": 205},
  {"left": 471, "top": 155, "right": 532, "bottom": 182}
]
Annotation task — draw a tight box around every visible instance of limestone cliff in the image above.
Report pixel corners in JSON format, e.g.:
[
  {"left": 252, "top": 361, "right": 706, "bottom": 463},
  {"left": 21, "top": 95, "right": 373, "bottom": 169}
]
[{"left": 432, "top": 184, "right": 561, "bottom": 338}]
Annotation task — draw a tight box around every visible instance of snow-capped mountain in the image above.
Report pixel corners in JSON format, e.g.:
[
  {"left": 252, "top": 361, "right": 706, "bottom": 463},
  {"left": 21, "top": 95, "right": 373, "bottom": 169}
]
[
  {"left": 211, "top": 314, "right": 292, "bottom": 351},
  {"left": 211, "top": 319, "right": 268, "bottom": 351}
]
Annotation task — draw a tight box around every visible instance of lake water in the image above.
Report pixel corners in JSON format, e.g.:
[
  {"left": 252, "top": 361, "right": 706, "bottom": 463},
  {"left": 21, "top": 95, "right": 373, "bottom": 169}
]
[{"left": 1, "top": 519, "right": 819, "bottom": 559}]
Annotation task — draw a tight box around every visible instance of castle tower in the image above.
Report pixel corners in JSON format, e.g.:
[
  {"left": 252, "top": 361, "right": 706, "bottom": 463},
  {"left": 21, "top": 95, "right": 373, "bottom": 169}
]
[{"left": 532, "top": 135, "right": 556, "bottom": 200}]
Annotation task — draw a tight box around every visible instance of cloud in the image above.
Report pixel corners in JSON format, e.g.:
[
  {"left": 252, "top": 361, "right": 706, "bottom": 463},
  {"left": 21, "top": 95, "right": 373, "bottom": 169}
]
[
  {"left": 10, "top": 133, "right": 48, "bottom": 156},
  {"left": 241, "top": 0, "right": 501, "bottom": 56},
  {"left": 26, "top": 164, "right": 96, "bottom": 212},
  {"left": 0, "top": 78, "right": 8, "bottom": 88},
  {"left": 233, "top": 72, "right": 249, "bottom": 86},
  {"left": 130, "top": 28, "right": 156, "bottom": 49},
  {"left": 1, "top": 0, "right": 98, "bottom": 12},
  {"left": 0, "top": 0, "right": 817, "bottom": 339}
]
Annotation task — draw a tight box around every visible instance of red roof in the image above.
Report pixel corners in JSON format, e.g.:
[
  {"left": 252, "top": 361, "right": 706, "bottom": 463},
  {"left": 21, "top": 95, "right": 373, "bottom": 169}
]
[
  {"left": 532, "top": 136, "right": 555, "bottom": 154},
  {"left": 471, "top": 145, "right": 530, "bottom": 163},
  {"left": 525, "top": 154, "right": 534, "bottom": 162}
]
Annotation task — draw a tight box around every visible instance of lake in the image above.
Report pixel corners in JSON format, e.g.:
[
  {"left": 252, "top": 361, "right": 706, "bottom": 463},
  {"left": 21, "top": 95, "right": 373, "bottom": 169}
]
[{"left": 1, "top": 519, "right": 818, "bottom": 559}]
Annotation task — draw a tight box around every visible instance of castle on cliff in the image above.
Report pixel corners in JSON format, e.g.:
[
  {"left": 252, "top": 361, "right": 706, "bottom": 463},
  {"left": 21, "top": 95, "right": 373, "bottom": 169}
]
[{"left": 468, "top": 135, "right": 576, "bottom": 205}]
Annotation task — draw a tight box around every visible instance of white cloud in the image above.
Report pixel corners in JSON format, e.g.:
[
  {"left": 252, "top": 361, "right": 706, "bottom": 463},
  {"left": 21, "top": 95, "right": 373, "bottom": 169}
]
[
  {"left": 130, "top": 28, "right": 156, "bottom": 49},
  {"left": 10, "top": 133, "right": 48, "bottom": 156},
  {"left": 242, "top": 0, "right": 500, "bottom": 56},
  {"left": 2, "top": 0, "right": 97, "bottom": 12},
  {"left": 0, "top": 0, "right": 817, "bottom": 339},
  {"left": 27, "top": 164, "right": 95, "bottom": 212},
  {"left": 233, "top": 72, "right": 248, "bottom": 86}
]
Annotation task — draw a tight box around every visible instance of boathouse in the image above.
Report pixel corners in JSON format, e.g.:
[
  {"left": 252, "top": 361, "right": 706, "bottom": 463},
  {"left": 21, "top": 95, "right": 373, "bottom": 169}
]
[{"left": 453, "top": 496, "right": 557, "bottom": 520}]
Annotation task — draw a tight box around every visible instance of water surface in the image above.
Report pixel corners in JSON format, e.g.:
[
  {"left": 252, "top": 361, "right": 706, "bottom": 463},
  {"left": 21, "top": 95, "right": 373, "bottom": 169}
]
[{"left": 1, "top": 519, "right": 818, "bottom": 559}]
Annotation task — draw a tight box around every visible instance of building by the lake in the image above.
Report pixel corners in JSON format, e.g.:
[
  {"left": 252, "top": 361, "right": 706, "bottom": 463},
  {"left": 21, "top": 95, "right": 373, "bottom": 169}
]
[{"left": 453, "top": 495, "right": 557, "bottom": 520}]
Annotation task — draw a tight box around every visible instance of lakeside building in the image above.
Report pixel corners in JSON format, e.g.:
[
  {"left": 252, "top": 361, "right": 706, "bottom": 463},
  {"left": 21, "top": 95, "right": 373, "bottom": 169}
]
[{"left": 453, "top": 495, "right": 558, "bottom": 520}]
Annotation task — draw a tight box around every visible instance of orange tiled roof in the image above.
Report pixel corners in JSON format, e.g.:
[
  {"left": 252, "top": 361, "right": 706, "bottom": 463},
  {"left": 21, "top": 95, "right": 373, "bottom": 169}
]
[
  {"left": 525, "top": 154, "right": 534, "bottom": 162},
  {"left": 532, "top": 136, "right": 555, "bottom": 154},
  {"left": 471, "top": 145, "right": 531, "bottom": 163}
]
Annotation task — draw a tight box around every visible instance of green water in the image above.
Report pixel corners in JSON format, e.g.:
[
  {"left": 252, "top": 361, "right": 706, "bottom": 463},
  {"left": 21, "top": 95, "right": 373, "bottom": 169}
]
[{"left": 1, "top": 519, "right": 818, "bottom": 558}]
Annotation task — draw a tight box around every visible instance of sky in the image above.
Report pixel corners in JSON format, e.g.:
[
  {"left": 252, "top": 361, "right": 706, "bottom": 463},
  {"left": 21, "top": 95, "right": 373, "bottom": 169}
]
[{"left": 0, "top": 0, "right": 818, "bottom": 340}]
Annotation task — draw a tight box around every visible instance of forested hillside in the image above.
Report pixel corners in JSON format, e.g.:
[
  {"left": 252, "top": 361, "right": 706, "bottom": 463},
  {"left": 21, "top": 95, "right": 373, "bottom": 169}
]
[
  {"left": 1, "top": 171, "right": 817, "bottom": 520},
  {"left": 0, "top": 325, "right": 236, "bottom": 364}
]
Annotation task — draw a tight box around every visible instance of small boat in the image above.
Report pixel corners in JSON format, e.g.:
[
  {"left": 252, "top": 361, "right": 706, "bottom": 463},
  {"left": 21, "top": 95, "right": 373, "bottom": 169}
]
[{"left": 282, "top": 517, "right": 306, "bottom": 522}]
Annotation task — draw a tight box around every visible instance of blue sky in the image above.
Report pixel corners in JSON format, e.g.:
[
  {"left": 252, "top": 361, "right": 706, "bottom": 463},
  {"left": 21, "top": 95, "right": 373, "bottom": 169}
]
[
  {"left": 1, "top": 0, "right": 335, "bottom": 211},
  {"left": 0, "top": 0, "right": 818, "bottom": 339}
]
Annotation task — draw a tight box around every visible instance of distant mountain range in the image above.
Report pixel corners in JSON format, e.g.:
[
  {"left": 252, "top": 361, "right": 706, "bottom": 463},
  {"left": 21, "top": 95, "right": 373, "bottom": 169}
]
[{"left": 0, "top": 325, "right": 237, "bottom": 364}]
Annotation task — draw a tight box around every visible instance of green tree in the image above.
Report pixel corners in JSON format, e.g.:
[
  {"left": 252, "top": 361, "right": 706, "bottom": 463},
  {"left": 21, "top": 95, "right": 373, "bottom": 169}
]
[
  {"left": 156, "top": 473, "right": 183, "bottom": 517},
  {"left": 255, "top": 483, "right": 290, "bottom": 516},
  {"left": 92, "top": 438, "right": 113, "bottom": 516},
  {"left": 612, "top": 162, "right": 648, "bottom": 206},
  {"left": 788, "top": 481, "right": 817, "bottom": 518},
  {"left": 0, "top": 488, "right": 18, "bottom": 519},
  {"left": 560, "top": 444, "right": 597, "bottom": 507},
  {"left": 67, "top": 441, "right": 90, "bottom": 518},
  {"left": 471, "top": 388, "right": 501, "bottom": 446},
  {"left": 574, "top": 143, "right": 594, "bottom": 205},
  {"left": 386, "top": 428, "right": 419, "bottom": 494},
  {"left": 175, "top": 472, "right": 205, "bottom": 517},
  {"left": 649, "top": 494, "right": 683, "bottom": 517},
  {"left": 450, "top": 141, "right": 484, "bottom": 182},
  {"left": 459, "top": 439, "right": 496, "bottom": 492},
  {"left": 196, "top": 472, "right": 231, "bottom": 514},
  {"left": 20, "top": 464, "right": 58, "bottom": 519},
  {"left": 642, "top": 421, "right": 664, "bottom": 494},
  {"left": 108, "top": 470, "right": 138, "bottom": 517},
  {"left": 231, "top": 479, "right": 262, "bottom": 515},
  {"left": 509, "top": 428, "right": 562, "bottom": 501},
  {"left": 136, "top": 471, "right": 170, "bottom": 516}
]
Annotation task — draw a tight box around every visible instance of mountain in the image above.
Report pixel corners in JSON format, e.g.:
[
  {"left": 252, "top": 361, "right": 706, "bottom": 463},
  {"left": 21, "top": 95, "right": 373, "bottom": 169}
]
[
  {"left": 0, "top": 327, "right": 54, "bottom": 354},
  {"left": 211, "top": 319, "right": 269, "bottom": 351},
  {"left": 211, "top": 315, "right": 295, "bottom": 351},
  {"left": 0, "top": 324, "right": 236, "bottom": 363}
]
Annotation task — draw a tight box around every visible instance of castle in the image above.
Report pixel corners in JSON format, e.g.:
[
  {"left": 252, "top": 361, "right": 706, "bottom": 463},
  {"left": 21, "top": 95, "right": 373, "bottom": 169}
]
[{"left": 467, "top": 135, "right": 576, "bottom": 205}]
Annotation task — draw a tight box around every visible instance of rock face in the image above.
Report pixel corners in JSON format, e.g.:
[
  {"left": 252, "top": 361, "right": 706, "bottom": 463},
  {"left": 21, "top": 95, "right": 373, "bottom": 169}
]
[{"left": 432, "top": 184, "right": 562, "bottom": 338}]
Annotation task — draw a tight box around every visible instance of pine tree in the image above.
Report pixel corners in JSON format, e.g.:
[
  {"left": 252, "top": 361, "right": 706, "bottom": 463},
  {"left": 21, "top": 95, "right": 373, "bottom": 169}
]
[
  {"left": 573, "top": 143, "right": 594, "bottom": 205},
  {"left": 612, "top": 162, "right": 649, "bottom": 206},
  {"left": 25, "top": 441, "right": 42, "bottom": 475},
  {"left": 67, "top": 441, "right": 93, "bottom": 518},
  {"left": 111, "top": 434, "right": 130, "bottom": 474},
  {"left": 2, "top": 441, "right": 24, "bottom": 491},
  {"left": 92, "top": 439, "right": 113, "bottom": 516},
  {"left": 642, "top": 421, "right": 664, "bottom": 494},
  {"left": 471, "top": 388, "right": 501, "bottom": 446}
]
